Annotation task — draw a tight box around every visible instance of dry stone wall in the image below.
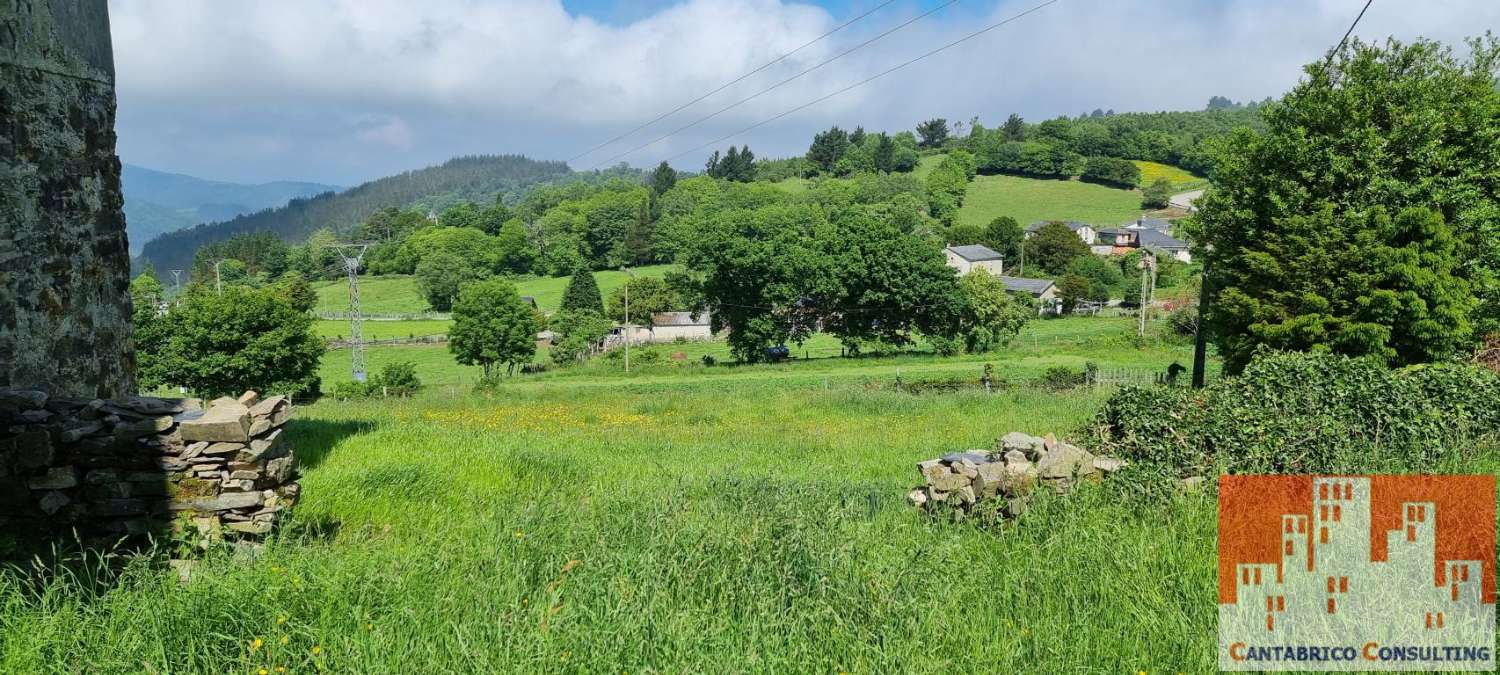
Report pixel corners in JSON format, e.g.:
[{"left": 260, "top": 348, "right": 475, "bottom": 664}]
[
  {"left": 908, "top": 431, "right": 1124, "bottom": 516},
  {"left": 1, "top": 0, "right": 135, "bottom": 398},
  {"left": 0, "top": 389, "right": 299, "bottom": 543}
]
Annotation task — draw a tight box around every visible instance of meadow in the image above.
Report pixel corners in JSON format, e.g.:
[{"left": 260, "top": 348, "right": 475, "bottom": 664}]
[
  {"left": 0, "top": 316, "right": 1234, "bottom": 673},
  {"left": 1132, "top": 160, "right": 1207, "bottom": 190},
  {"left": 955, "top": 174, "right": 1142, "bottom": 230},
  {"left": 312, "top": 264, "right": 677, "bottom": 316}
]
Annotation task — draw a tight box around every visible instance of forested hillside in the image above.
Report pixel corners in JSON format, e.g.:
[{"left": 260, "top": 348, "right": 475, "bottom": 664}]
[
  {"left": 138, "top": 155, "right": 573, "bottom": 273},
  {"left": 122, "top": 164, "right": 338, "bottom": 255}
]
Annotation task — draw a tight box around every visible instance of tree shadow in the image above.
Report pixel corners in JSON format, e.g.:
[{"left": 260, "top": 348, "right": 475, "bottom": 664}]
[{"left": 286, "top": 418, "right": 376, "bottom": 471}]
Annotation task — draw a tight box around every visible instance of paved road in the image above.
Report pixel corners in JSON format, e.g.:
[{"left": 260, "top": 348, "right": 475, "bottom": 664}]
[{"left": 1169, "top": 189, "right": 1204, "bottom": 211}]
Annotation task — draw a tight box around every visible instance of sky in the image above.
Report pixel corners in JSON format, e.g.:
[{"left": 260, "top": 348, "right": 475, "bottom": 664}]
[{"left": 108, "top": 0, "right": 1499, "bottom": 186}]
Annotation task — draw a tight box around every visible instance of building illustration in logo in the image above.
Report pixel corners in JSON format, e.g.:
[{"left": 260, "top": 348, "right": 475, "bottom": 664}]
[{"left": 1219, "top": 475, "right": 1495, "bottom": 671}]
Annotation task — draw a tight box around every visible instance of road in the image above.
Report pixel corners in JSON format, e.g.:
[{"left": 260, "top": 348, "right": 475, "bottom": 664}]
[{"left": 1169, "top": 189, "right": 1204, "bottom": 211}]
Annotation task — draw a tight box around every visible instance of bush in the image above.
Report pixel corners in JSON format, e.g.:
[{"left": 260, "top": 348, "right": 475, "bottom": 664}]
[
  {"left": 331, "top": 361, "right": 422, "bottom": 399},
  {"left": 1092, "top": 351, "right": 1500, "bottom": 475},
  {"left": 1039, "top": 365, "right": 1086, "bottom": 390}
]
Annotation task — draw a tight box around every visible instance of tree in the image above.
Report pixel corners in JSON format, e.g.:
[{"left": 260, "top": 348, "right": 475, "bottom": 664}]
[
  {"left": 449, "top": 278, "right": 538, "bottom": 377},
  {"left": 1192, "top": 36, "right": 1500, "bottom": 372},
  {"left": 548, "top": 309, "right": 613, "bottom": 365},
  {"left": 274, "top": 272, "right": 317, "bottom": 313},
  {"left": 956, "top": 269, "right": 1032, "bottom": 352},
  {"left": 1081, "top": 156, "right": 1142, "bottom": 188},
  {"left": 1056, "top": 274, "right": 1092, "bottom": 313},
  {"left": 649, "top": 161, "right": 678, "bottom": 196},
  {"left": 605, "top": 276, "right": 680, "bottom": 329},
  {"left": 1001, "top": 113, "right": 1026, "bottom": 141},
  {"left": 417, "top": 250, "right": 488, "bottom": 312},
  {"left": 438, "top": 202, "right": 483, "bottom": 230},
  {"left": 1141, "top": 177, "right": 1173, "bottom": 209},
  {"left": 623, "top": 195, "right": 656, "bottom": 266},
  {"left": 982, "top": 216, "right": 1024, "bottom": 261},
  {"left": 872, "top": 133, "right": 896, "bottom": 173},
  {"left": 806, "top": 126, "right": 851, "bottom": 174},
  {"left": 1065, "top": 255, "right": 1121, "bottom": 302},
  {"left": 1025, "top": 221, "right": 1090, "bottom": 275},
  {"left": 916, "top": 118, "right": 950, "bottom": 148},
  {"left": 137, "top": 285, "right": 324, "bottom": 397},
  {"left": 560, "top": 263, "right": 604, "bottom": 314},
  {"left": 130, "top": 269, "right": 164, "bottom": 320},
  {"left": 495, "top": 218, "right": 537, "bottom": 273}
]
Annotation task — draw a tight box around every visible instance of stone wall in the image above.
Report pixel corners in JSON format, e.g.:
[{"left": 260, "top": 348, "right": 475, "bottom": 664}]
[
  {"left": 1, "top": 0, "right": 135, "bottom": 397},
  {"left": 0, "top": 389, "right": 300, "bottom": 543},
  {"left": 908, "top": 432, "right": 1124, "bottom": 516}
]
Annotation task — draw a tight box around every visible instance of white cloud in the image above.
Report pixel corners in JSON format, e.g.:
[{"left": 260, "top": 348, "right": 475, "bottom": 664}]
[{"left": 107, "top": 0, "right": 1500, "bottom": 184}]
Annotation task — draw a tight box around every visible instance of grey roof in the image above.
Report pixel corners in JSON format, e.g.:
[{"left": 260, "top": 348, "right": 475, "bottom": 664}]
[
  {"left": 998, "top": 276, "right": 1055, "bottom": 296},
  {"left": 651, "top": 311, "right": 710, "bottom": 327},
  {"left": 946, "top": 244, "right": 1004, "bottom": 262},
  {"left": 1130, "top": 217, "right": 1173, "bottom": 230},
  {"left": 520, "top": 295, "right": 537, "bottom": 308},
  {"left": 1137, "top": 229, "right": 1188, "bottom": 249}
]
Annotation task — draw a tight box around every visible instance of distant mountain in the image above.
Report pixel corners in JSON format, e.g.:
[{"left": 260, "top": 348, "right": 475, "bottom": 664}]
[
  {"left": 122, "top": 164, "right": 339, "bottom": 256},
  {"left": 137, "top": 155, "right": 573, "bottom": 273}
]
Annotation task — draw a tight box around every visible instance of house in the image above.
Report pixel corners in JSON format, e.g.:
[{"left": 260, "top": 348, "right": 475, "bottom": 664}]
[
  {"left": 1137, "top": 228, "right": 1193, "bottom": 263},
  {"left": 613, "top": 311, "right": 715, "bottom": 344},
  {"left": 945, "top": 244, "right": 1006, "bottom": 276},
  {"left": 1094, "top": 227, "right": 1139, "bottom": 252},
  {"left": 1025, "top": 221, "right": 1097, "bottom": 245},
  {"left": 520, "top": 295, "right": 538, "bottom": 309},
  {"left": 998, "top": 276, "right": 1061, "bottom": 314}
]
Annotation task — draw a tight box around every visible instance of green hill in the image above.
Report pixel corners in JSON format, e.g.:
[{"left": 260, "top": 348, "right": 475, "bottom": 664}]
[
  {"left": 956, "top": 174, "right": 1143, "bottom": 229},
  {"left": 313, "top": 264, "right": 679, "bottom": 316},
  {"left": 122, "top": 164, "right": 339, "bottom": 256},
  {"left": 139, "top": 155, "right": 573, "bottom": 274}
]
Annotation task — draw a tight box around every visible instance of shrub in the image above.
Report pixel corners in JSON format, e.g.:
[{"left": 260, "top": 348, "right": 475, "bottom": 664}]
[
  {"left": 331, "top": 361, "right": 422, "bottom": 399},
  {"left": 1039, "top": 365, "right": 1086, "bottom": 390},
  {"left": 1092, "top": 351, "right": 1500, "bottom": 475}
]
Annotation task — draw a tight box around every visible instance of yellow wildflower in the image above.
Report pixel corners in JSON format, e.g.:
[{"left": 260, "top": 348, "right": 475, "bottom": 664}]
[
  {"left": 251, "top": 638, "right": 264, "bottom": 651},
  {"left": 311, "top": 645, "right": 322, "bottom": 655},
  {"left": 279, "top": 635, "right": 289, "bottom": 646},
  {"left": 277, "top": 616, "right": 287, "bottom": 625}
]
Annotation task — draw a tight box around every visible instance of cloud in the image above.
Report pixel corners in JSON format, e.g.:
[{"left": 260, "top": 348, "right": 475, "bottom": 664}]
[{"left": 108, "top": 0, "right": 1500, "bottom": 184}]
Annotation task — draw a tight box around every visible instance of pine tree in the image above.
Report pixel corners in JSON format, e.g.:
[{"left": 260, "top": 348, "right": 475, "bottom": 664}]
[{"left": 560, "top": 262, "right": 604, "bottom": 314}]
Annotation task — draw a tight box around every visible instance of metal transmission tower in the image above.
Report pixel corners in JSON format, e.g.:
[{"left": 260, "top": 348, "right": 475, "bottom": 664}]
[
  {"left": 327, "top": 244, "right": 372, "bottom": 382},
  {"left": 169, "top": 270, "right": 184, "bottom": 305}
]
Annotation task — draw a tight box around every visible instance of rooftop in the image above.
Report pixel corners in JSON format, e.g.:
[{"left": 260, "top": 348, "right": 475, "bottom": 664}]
[
  {"left": 946, "top": 244, "right": 1004, "bottom": 262},
  {"left": 998, "top": 276, "right": 1056, "bottom": 296}
]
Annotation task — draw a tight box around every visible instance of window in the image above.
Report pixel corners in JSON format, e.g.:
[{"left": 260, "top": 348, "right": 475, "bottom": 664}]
[
  {"left": 1333, "top": 505, "right": 1341, "bottom": 522},
  {"left": 1321, "top": 527, "right": 1329, "bottom": 543},
  {"left": 1339, "top": 577, "right": 1348, "bottom": 593},
  {"left": 1327, "top": 598, "right": 1336, "bottom": 614},
  {"left": 1320, "top": 483, "right": 1329, "bottom": 499}
]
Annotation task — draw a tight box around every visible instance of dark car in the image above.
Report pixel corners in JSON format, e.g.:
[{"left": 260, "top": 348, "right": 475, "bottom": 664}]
[{"left": 764, "top": 345, "right": 790, "bottom": 362}]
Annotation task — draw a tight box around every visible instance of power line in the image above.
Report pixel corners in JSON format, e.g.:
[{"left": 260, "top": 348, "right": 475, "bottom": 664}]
[
  {"left": 588, "top": 0, "right": 965, "bottom": 169},
  {"left": 666, "top": 0, "right": 1059, "bottom": 165},
  {"left": 566, "top": 0, "right": 900, "bottom": 164},
  {"left": 1326, "top": 0, "right": 1374, "bottom": 67}
]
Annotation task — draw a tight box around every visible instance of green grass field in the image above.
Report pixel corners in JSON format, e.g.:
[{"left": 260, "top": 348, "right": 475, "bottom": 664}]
[
  {"left": 1133, "top": 160, "right": 1208, "bottom": 191},
  {"left": 313, "top": 265, "right": 677, "bottom": 316},
  {"left": 956, "top": 174, "right": 1142, "bottom": 230},
  {"left": 314, "top": 319, "right": 451, "bottom": 341},
  {"left": 0, "top": 316, "right": 1230, "bottom": 672}
]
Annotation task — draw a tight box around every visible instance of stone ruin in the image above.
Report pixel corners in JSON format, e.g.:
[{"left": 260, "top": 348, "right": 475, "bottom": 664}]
[
  {"left": 908, "top": 431, "right": 1125, "bottom": 517},
  {"left": 0, "top": 389, "right": 300, "bottom": 545}
]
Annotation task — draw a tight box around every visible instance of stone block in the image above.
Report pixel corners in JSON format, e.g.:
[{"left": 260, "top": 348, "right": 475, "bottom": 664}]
[
  {"left": 925, "top": 466, "right": 969, "bottom": 492},
  {"left": 1037, "top": 443, "right": 1088, "bottom": 480},
  {"left": 7, "top": 431, "right": 54, "bottom": 469},
  {"left": 59, "top": 421, "right": 104, "bottom": 443},
  {"left": 237, "top": 391, "right": 260, "bottom": 407},
  {"left": 1093, "top": 457, "right": 1125, "bottom": 473},
  {"left": 115, "top": 415, "right": 173, "bottom": 439},
  {"left": 167, "top": 491, "right": 264, "bottom": 512},
  {"left": 226, "top": 520, "right": 273, "bottom": 535},
  {"left": 169, "top": 478, "right": 219, "bottom": 500},
  {"left": 38, "top": 491, "right": 70, "bottom": 515},
  {"left": 941, "top": 451, "right": 989, "bottom": 465},
  {"left": 999, "top": 432, "right": 1044, "bottom": 460},
  {"left": 906, "top": 488, "right": 928, "bottom": 507},
  {"left": 178, "top": 403, "right": 250, "bottom": 443},
  {"left": 237, "top": 429, "right": 287, "bottom": 463},
  {"left": 27, "top": 466, "right": 78, "bottom": 490},
  {"left": 202, "top": 442, "right": 245, "bottom": 455},
  {"left": 0, "top": 389, "right": 49, "bottom": 411},
  {"left": 264, "top": 456, "right": 294, "bottom": 484}
]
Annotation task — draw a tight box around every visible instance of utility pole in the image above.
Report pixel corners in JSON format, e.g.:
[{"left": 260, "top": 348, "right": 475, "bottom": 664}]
[
  {"left": 622, "top": 267, "right": 633, "bottom": 374},
  {"left": 1137, "top": 253, "right": 1155, "bottom": 339},
  {"left": 328, "top": 243, "right": 372, "bottom": 382},
  {"left": 169, "top": 269, "right": 184, "bottom": 305},
  {"left": 1192, "top": 250, "right": 1213, "bottom": 388}
]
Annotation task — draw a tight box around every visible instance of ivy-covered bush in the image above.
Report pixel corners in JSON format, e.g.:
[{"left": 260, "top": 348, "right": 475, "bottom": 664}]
[{"left": 1092, "top": 351, "right": 1500, "bottom": 474}]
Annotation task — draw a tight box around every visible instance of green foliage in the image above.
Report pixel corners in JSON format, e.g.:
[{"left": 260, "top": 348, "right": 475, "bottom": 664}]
[
  {"left": 1095, "top": 351, "right": 1500, "bottom": 474},
  {"left": 136, "top": 285, "right": 325, "bottom": 397},
  {"left": 1056, "top": 274, "right": 1092, "bottom": 313},
  {"left": 1194, "top": 37, "right": 1500, "bottom": 369},
  {"left": 274, "top": 273, "right": 318, "bottom": 313},
  {"left": 549, "top": 309, "right": 613, "bottom": 365},
  {"left": 605, "top": 276, "right": 681, "bottom": 326},
  {"left": 394, "top": 226, "right": 503, "bottom": 275},
  {"left": 924, "top": 152, "right": 974, "bottom": 224},
  {"left": 448, "top": 278, "right": 538, "bottom": 377},
  {"left": 191, "top": 231, "right": 289, "bottom": 283},
  {"left": 1025, "top": 221, "right": 1090, "bottom": 275},
  {"left": 706, "top": 146, "right": 756, "bottom": 182},
  {"left": 1040, "top": 365, "right": 1087, "bottom": 390},
  {"left": 649, "top": 161, "right": 678, "bottom": 196},
  {"left": 1080, "top": 156, "right": 1141, "bottom": 188},
  {"left": 129, "top": 269, "right": 163, "bottom": 320},
  {"left": 333, "top": 360, "right": 422, "bottom": 399},
  {"left": 416, "top": 250, "right": 489, "bottom": 312},
  {"left": 806, "top": 127, "right": 852, "bottom": 175},
  {"left": 916, "top": 118, "right": 950, "bottom": 148},
  {"left": 1141, "top": 177, "right": 1172, "bottom": 209},
  {"left": 1065, "top": 255, "right": 1122, "bottom": 302},
  {"left": 981, "top": 216, "right": 1024, "bottom": 261},
  {"left": 956, "top": 269, "right": 1033, "bottom": 352},
  {"left": 560, "top": 263, "right": 604, "bottom": 314},
  {"left": 972, "top": 139, "right": 1085, "bottom": 178}
]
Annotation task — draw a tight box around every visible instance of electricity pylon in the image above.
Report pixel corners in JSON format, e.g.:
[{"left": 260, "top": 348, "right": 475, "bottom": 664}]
[{"left": 327, "top": 243, "right": 372, "bottom": 382}]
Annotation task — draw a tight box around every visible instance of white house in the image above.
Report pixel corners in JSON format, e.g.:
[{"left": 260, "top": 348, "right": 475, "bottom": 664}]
[
  {"left": 944, "top": 244, "right": 1006, "bottom": 276},
  {"left": 614, "top": 311, "right": 714, "bottom": 344}
]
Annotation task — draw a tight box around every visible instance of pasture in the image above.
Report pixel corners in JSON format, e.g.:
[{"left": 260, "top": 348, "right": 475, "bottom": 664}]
[
  {"left": 312, "top": 265, "right": 677, "bottom": 316},
  {"left": 0, "top": 315, "right": 1229, "bottom": 673},
  {"left": 1132, "top": 160, "right": 1207, "bottom": 190},
  {"left": 955, "top": 174, "right": 1142, "bottom": 230}
]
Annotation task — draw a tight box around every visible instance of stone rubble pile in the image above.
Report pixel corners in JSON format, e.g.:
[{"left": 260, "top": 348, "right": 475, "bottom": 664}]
[
  {"left": 0, "top": 389, "right": 299, "bottom": 541},
  {"left": 908, "top": 431, "right": 1124, "bottom": 516}
]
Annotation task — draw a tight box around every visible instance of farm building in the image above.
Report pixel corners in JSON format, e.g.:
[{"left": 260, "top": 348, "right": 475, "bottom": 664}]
[
  {"left": 614, "top": 311, "right": 715, "bottom": 344},
  {"left": 944, "top": 244, "right": 1006, "bottom": 275},
  {"left": 1137, "top": 229, "right": 1192, "bottom": 263},
  {"left": 998, "top": 276, "right": 1061, "bottom": 314}
]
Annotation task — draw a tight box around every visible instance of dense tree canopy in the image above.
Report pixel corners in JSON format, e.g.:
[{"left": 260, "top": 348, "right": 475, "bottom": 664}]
[
  {"left": 1193, "top": 36, "right": 1500, "bottom": 372},
  {"left": 560, "top": 263, "right": 604, "bottom": 314},
  {"left": 449, "top": 278, "right": 538, "bottom": 377},
  {"left": 1025, "top": 221, "right": 1090, "bottom": 275}
]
